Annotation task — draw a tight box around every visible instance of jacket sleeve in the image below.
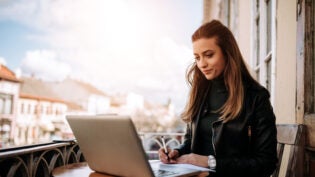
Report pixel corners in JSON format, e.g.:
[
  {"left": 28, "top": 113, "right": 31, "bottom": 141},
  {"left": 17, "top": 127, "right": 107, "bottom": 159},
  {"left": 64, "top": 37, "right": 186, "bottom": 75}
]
[
  {"left": 216, "top": 90, "right": 278, "bottom": 176},
  {"left": 176, "top": 123, "right": 192, "bottom": 156}
]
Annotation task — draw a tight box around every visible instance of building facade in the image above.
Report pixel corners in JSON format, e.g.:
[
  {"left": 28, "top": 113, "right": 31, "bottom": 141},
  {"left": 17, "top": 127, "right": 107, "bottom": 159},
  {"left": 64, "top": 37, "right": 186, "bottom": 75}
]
[
  {"left": 0, "top": 65, "right": 21, "bottom": 147},
  {"left": 15, "top": 93, "right": 68, "bottom": 145}
]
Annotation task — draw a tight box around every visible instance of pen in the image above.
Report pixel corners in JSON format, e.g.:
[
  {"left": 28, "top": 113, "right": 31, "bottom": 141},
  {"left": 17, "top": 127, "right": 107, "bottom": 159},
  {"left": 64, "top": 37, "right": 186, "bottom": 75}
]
[{"left": 161, "top": 136, "right": 169, "bottom": 161}]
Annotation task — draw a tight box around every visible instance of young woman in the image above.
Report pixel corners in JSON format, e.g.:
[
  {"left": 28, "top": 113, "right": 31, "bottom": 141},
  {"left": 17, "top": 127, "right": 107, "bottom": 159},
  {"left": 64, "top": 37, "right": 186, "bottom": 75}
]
[{"left": 158, "top": 20, "right": 278, "bottom": 177}]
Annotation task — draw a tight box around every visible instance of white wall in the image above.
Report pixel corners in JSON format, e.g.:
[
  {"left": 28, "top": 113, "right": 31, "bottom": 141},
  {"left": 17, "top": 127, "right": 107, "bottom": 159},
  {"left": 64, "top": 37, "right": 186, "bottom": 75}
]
[
  {"left": 237, "top": 0, "right": 251, "bottom": 64},
  {"left": 274, "top": 0, "right": 297, "bottom": 123}
]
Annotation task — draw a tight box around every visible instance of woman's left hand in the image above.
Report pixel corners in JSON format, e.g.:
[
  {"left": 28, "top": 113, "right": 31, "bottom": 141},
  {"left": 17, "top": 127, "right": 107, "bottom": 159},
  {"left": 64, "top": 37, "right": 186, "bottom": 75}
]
[
  {"left": 176, "top": 153, "right": 209, "bottom": 168},
  {"left": 176, "top": 153, "right": 208, "bottom": 168}
]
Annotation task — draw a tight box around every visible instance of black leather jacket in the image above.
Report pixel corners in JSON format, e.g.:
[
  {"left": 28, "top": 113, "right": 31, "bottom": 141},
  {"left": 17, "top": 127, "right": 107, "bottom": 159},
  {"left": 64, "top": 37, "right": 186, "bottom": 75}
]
[{"left": 177, "top": 82, "right": 278, "bottom": 177}]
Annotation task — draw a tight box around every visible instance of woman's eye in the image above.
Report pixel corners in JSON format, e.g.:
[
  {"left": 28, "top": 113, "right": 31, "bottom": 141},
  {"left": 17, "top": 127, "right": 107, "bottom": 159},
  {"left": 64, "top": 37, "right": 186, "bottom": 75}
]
[
  {"left": 194, "top": 57, "right": 200, "bottom": 61},
  {"left": 205, "top": 54, "right": 214, "bottom": 58}
]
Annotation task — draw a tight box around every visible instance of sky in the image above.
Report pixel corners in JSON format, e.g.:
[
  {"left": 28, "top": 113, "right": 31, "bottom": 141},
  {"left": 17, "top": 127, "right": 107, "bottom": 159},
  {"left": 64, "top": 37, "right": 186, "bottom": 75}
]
[{"left": 0, "top": 0, "right": 203, "bottom": 112}]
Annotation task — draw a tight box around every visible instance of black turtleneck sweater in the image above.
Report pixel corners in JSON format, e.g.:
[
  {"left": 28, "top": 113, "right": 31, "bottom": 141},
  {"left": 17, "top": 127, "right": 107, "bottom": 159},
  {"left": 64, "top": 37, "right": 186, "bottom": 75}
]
[{"left": 195, "top": 76, "right": 228, "bottom": 156}]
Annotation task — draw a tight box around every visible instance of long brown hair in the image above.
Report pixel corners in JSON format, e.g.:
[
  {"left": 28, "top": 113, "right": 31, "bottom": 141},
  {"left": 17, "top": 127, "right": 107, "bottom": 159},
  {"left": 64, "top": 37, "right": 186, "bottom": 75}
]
[{"left": 181, "top": 20, "right": 257, "bottom": 123}]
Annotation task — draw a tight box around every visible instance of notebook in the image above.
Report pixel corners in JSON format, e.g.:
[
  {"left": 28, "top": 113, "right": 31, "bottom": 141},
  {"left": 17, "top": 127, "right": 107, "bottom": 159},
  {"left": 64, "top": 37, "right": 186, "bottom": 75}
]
[{"left": 66, "top": 115, "right": 209, "bottom": 177}]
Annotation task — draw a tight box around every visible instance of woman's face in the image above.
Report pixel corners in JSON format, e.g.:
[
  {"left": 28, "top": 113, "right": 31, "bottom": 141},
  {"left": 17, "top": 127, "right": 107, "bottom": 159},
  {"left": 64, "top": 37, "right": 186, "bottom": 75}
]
[{"left": 193, "top": 37, "right": 226, "bottom": 80}]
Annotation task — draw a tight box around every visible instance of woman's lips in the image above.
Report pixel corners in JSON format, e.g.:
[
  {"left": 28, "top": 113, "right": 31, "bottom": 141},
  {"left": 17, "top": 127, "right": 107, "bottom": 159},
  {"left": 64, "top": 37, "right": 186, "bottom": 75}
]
[{"left": 202, "top": 69, "right": 213, "bottom": 75}]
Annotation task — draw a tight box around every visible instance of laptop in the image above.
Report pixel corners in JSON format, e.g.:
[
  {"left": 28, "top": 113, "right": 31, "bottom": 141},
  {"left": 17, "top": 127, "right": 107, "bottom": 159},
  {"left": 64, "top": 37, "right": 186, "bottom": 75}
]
[{"left": 66, "top": 115, "right": 208, "bottom": 177}]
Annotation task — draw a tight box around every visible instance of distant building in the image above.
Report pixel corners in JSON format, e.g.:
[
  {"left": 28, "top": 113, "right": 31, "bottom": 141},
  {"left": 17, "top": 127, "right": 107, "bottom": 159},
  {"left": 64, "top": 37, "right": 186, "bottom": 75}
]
[
  {"left": 47, "top": 78, "right": 110, "bottom": 115},
  {"left": 0, "top": 65, "right": 180, "bottom": 147},
  {"left": 0, "top": 64, "right": 21, "bottom": 146},
  {"left": 16, "top": 93, "right": 67, "bottom": 145},
  {"left": 16, "top": 76, "right": 111, "bottom": 144},
  {"left": 110, "top": 92, "right": 144, "bottom": 115}
]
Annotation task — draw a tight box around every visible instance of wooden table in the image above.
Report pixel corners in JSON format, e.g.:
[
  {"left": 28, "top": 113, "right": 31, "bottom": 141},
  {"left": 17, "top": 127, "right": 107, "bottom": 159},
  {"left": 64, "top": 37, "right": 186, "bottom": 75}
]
[{"left": 52, "top": 162, "right": 209, "bottom": 177}]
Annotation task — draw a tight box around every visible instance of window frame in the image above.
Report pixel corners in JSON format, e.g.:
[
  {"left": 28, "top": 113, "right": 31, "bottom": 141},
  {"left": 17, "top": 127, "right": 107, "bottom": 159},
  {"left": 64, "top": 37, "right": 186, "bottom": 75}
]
[
  {"left": 251, "top": 0, "right": 276, "bottom": 105},
  {"left": 0, "top": 93, "right": 13, "bottom": 115}
]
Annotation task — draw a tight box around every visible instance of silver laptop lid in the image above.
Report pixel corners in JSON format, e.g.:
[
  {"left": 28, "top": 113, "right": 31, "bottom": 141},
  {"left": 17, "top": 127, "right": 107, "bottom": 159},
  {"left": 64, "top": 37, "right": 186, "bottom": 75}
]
[{"left": 66, "top": 115, "right": 154, "bottom": 177}]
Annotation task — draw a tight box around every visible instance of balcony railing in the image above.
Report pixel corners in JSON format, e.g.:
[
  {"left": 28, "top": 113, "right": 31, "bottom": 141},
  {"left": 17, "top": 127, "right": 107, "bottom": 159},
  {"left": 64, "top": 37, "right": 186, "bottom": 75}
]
[
  {"left": 0, "top": 141, "right": 84, "bottom": 177},
  {"left": 0, "top": 132, "right": 185, "bottom": 177}
]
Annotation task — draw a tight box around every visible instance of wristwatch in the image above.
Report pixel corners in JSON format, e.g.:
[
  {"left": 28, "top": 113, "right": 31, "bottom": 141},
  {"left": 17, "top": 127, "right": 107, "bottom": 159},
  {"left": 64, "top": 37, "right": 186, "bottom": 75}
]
[{"left": 208, "top": 155, "right": 216, "bottom": 170}]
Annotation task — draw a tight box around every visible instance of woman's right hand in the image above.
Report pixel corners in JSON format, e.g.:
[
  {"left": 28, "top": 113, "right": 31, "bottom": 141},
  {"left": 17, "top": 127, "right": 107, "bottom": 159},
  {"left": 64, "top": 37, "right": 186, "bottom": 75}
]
[{"left": 158, "top": 148, "right": 179, "bottom": 164}]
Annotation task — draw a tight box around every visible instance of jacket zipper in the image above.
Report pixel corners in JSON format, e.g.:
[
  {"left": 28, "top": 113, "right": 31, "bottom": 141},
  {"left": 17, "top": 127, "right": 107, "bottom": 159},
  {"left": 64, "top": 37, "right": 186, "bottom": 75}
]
[
  {"left": 211, "top": 119, "right": 222, "bottom": 156},
  {"left": 248, "top": 125, "right": 252, "bottom": 151},
  {"left": 248, "top": 125, "right": 252, "bottom": 140}
]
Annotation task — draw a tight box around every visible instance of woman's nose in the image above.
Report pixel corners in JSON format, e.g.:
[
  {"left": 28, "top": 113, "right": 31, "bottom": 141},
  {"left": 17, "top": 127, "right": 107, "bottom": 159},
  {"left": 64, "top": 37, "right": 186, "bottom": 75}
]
[{"left": 199, "top": 58, "right": 208, "bottom": 68}]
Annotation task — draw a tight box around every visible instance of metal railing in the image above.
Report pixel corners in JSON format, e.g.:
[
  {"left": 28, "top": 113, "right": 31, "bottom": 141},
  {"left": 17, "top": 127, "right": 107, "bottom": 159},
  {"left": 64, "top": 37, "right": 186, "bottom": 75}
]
[
  {"left": 0, "top": 132, "right": 185, "bottom": 177},
  {"left": 0, "top": 141, "right": 84, "bottom": 177},
  {"left": 139, "top": 132, "right": 185, "bottom": 159}
]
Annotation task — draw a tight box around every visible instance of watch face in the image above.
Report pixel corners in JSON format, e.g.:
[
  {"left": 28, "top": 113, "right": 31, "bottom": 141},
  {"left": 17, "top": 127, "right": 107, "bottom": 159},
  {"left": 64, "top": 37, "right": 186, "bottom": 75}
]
[{"left": 208, "top": 155, "right": 216, "bottom": 169}]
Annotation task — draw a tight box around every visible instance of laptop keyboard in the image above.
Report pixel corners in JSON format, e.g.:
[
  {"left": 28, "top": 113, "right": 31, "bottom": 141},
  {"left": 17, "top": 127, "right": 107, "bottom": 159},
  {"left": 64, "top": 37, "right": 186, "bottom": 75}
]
[{"left": 153, "top": 169, "right": 179, "bottom": 177}]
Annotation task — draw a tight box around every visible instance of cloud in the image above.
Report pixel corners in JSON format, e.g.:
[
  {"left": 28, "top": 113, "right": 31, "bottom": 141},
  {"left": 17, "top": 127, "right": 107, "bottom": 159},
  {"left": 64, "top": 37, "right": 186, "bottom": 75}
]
[
  {"left": 137, "top": 37, "right": 193, "bottom": 90},
  {"left": 0, "top": 56, "right": 6, "bottom": 65},
  {"left": 21, "top": 50, "right": 71, "bottom": 81},
  {"left": 0, "top": 0, "right": 200, "bottom": 110}
]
